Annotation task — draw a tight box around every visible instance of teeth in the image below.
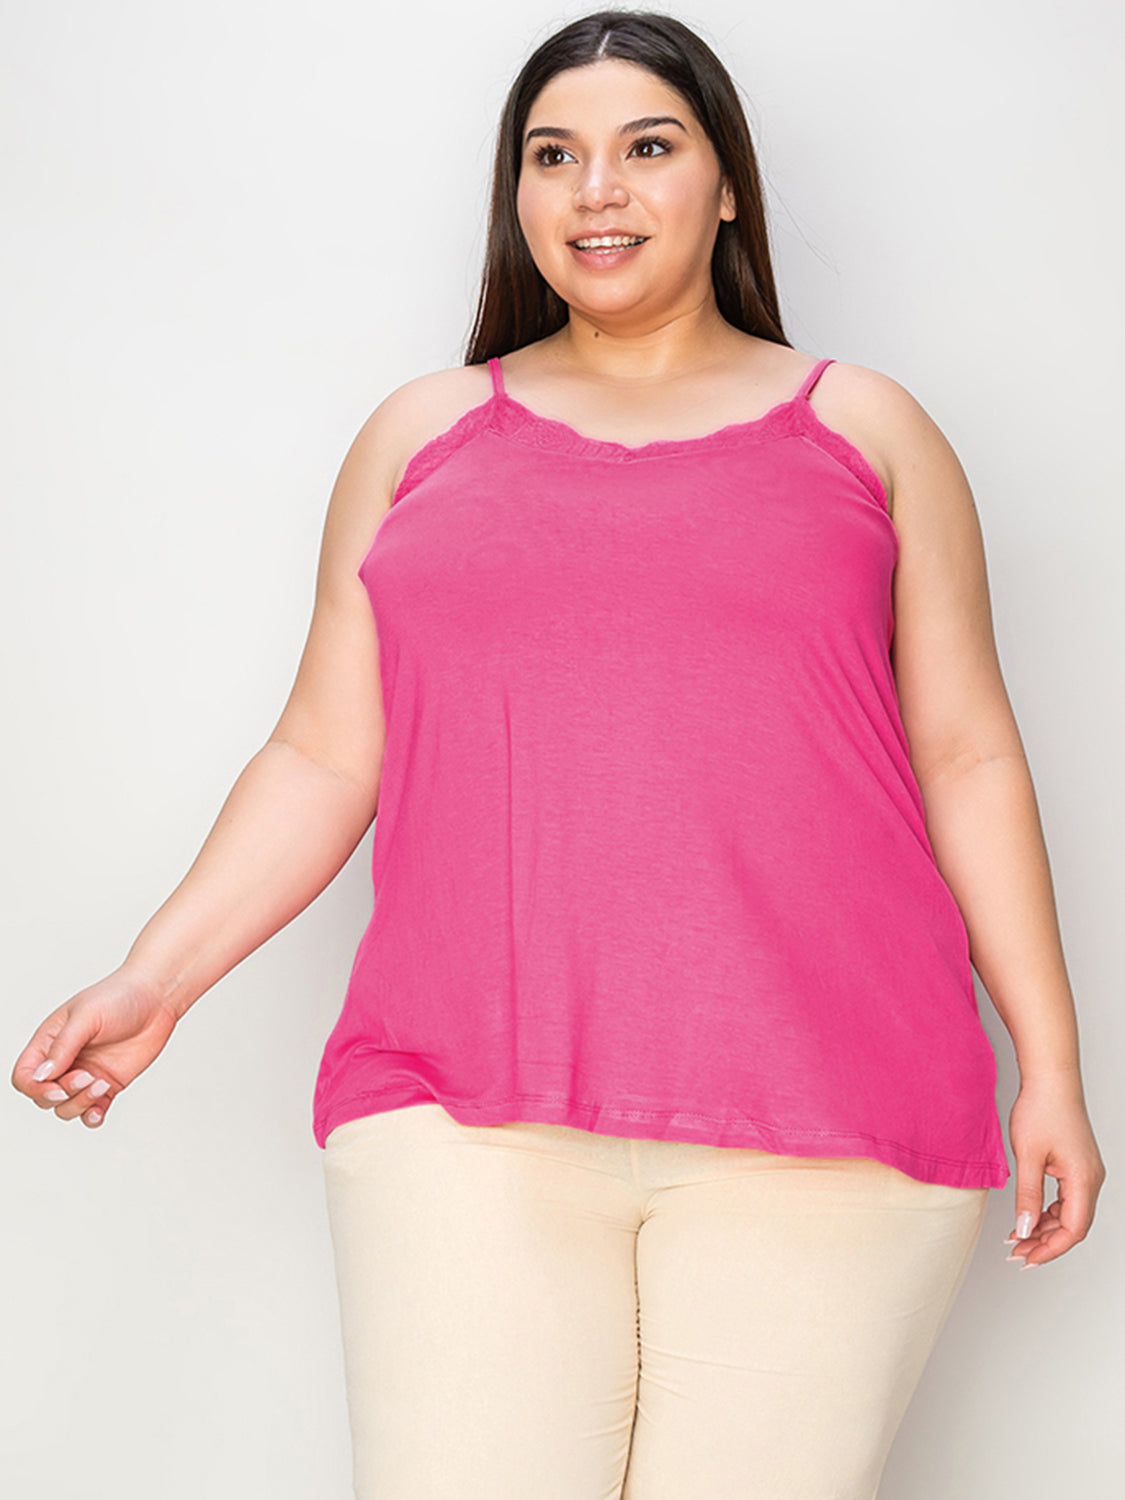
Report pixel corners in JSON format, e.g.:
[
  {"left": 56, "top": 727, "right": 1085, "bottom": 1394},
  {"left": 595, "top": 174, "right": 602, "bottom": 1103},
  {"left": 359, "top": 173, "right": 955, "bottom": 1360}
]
[{"left": 573, "top": 235, "right": 646, "bottom": 249}]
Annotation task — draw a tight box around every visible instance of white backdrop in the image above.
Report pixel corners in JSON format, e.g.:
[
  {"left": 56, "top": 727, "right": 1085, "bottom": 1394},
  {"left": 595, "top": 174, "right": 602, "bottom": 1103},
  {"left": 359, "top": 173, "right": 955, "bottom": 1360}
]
[{"left": 3, "top": 2, "right": 1122, "bottom": 1495}]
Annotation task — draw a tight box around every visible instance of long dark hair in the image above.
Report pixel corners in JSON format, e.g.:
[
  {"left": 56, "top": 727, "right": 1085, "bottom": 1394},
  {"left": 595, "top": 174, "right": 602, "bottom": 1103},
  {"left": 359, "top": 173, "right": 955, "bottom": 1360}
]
[{"left": 463, "top": 8, "right": 791, "bottom": 365}]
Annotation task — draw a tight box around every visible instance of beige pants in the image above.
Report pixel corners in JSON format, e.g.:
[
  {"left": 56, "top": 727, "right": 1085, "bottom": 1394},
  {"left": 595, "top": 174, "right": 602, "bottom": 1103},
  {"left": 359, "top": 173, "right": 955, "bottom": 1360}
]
[{"left": 323, "top": 1102, "right": 989, "bottom": 1499}]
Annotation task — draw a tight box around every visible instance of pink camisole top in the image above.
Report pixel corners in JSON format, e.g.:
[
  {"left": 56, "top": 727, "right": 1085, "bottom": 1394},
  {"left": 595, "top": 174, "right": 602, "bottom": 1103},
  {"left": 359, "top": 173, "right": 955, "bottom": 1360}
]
[{"left": 311, "top": 352, "right": 1010, "bottom": 1191}]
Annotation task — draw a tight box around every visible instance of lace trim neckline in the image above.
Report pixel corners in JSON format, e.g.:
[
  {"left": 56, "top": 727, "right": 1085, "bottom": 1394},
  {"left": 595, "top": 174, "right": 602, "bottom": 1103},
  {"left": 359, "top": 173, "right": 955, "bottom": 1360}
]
[
  {"left": 389, "top": 367, "right": 889, "bottom": 515},
  {"left": 488, "top": 385, "right": 814, "bottom": 461}
]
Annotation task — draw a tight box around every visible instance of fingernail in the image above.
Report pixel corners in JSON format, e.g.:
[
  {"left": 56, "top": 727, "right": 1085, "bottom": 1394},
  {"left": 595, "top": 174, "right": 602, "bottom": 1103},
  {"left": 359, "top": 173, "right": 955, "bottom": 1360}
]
[
  {"left": 44, "top": 1087, "right": 68, "bottom": 1102},
  {"left": 89, "top": 1079, "right": 111, "bottom": 1098},
  {"left": 1023, "top": 1258, "right": 1041, "bottom": 1269},
  {"left": 32, "top": 1061, "right": 57, "bottom": 1082},
  {"left": 87, "top": 1111, "right": 103, "bottom": 1126},
  {"left": 71, "top": 1071, "right": 94, "bottom": 1090},
  {"left": 1016, "top": 1211, "right": 1035, "bottom": 1239},
  {"left": 1005, "top": 1253, "right": 1025, "bottom": 1263},
  {"left": 1003, "top": 1236, "right": 1016, "bottom": 1245}
]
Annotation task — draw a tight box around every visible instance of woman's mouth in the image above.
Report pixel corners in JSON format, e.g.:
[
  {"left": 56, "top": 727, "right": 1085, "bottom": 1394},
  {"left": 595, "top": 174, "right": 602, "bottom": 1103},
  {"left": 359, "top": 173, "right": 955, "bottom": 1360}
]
[{"left": 567, "top": 234, "right": 650, "bottom": 269}]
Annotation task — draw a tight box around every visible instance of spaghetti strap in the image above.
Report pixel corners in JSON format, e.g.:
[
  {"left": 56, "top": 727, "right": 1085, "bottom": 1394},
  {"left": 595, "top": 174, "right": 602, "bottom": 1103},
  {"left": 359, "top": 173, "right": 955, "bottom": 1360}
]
[
  {"left": 488, "top": 355, "right": 507, "bottom": 399},
  {"left": 795, "top": 357, "right": 835, "bottom": 403}
]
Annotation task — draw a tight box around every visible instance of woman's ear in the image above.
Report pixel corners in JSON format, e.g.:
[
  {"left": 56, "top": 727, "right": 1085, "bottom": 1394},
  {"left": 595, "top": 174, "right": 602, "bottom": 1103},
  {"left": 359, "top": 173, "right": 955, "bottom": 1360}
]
[{"left": 720, "top": 176, "right": 737, "bottom": 223}]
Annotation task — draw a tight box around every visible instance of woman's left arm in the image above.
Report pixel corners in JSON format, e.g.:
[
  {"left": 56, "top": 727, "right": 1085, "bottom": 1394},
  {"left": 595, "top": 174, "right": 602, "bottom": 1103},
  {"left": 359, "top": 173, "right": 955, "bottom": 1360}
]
[{"left": 855, "top": 367, "right": 1107, "bottom": 1268}]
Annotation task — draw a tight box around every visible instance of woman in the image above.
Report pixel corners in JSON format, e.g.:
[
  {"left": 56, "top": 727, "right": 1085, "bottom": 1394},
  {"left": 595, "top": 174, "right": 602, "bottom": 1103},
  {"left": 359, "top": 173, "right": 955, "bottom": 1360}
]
[{"left": 13, "top": 9, "right": 1106, "bottom": 1498}]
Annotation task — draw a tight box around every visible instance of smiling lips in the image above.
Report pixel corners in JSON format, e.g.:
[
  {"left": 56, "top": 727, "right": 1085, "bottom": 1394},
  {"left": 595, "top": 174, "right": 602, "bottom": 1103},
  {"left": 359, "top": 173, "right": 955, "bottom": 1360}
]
[
  {"left": 570, "top": 233, "right": 649, "bottom": 249},
  {"left": 568, "top": 234, "right": 650, "bottom": 266}
]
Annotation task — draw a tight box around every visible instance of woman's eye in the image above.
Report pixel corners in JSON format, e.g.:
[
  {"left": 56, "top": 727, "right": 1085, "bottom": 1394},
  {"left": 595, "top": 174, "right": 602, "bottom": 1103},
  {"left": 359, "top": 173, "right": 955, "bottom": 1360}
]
[
  {"left": 530, "top": 135, "right": 673, "bottom": 168},
  {"left": 532, "top": 143, "right": 572, "bottom": 168},
  {"left": 631, "top": 135, "right": 672, "bottom": 158}
]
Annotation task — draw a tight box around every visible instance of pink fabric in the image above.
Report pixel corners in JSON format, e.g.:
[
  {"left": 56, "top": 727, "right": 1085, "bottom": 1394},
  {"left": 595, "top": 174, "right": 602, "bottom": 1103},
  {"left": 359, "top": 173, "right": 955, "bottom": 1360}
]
[{"left": 311, "top": 354, "right": 1010, "bottom": 1191}]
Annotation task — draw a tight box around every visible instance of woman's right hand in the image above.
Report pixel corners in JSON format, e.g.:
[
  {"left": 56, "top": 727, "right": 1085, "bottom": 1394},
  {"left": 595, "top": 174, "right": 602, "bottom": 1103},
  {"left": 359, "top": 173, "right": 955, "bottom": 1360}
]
[{"left": 10, "top": 966, "right": 180, "bottom": 1129}]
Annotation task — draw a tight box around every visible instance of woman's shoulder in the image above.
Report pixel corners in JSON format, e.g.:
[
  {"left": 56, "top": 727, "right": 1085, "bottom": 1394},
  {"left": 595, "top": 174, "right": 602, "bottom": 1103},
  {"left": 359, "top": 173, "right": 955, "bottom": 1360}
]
[
  {"left": 379, "top": 360, "right": 495, "bottom": 427},
  {"left": 810, "top": 358, "right": 943, "bottom": 520},
  {"left": 362, "top": 362, "right": 495, "bottom": 503},
  {"left": 816, "top": 356, "right": 931, "bottom": 430},
  {"left": 327, "top": 363, "right": 492, "bottom": 545}
]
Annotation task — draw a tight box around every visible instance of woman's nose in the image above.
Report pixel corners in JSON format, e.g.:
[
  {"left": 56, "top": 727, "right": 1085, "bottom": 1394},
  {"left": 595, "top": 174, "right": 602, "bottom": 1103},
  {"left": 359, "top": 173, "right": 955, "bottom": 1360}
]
[{"left": 572, "top": 163, "right": 628, "bottom": 211}]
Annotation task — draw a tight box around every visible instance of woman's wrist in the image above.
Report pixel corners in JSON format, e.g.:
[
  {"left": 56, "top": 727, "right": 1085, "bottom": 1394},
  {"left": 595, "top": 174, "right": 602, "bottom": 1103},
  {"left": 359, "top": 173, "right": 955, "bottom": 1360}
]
[
  {"left": 1015, "top": 1059, "right": 1086, "bottom": 1097},
  {"left": 116, "top": 953, "right": 190, "bottom": 1020}
]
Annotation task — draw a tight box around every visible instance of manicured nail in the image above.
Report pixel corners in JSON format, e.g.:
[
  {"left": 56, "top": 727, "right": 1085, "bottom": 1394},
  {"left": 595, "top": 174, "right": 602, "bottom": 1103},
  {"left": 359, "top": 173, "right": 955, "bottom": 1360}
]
[
  {"left": 44, "top": 1087, "right": 68, "bottom": 1102},
  {"left": 87, "top": 1111, "right": 103, "bottom": 1126},
  {"left": 1003, "top": 1236, "right": 1016, "bottom": 1245},
  {"left": 1016, "top": 1211, "right": 1035, "bottom": 1239},
  {"left": 71, "top": 1071, "right": 94, "bottom": 1090},
  {"left": 89, "top": 1079, "right": 111, "bottom": 1098},
  {"left": 32, "top": 1061, "right": 57, "bottom": 1082},
  {"left": 1023, "top": 1258, "right": 1041, "bottom": 1269}
]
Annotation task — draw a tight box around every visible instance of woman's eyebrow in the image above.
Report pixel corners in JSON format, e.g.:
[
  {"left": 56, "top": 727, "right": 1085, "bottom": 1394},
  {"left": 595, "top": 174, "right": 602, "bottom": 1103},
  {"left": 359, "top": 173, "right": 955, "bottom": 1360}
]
[{"left": 524, "top": 115, "right": 688, "bottom": 146}]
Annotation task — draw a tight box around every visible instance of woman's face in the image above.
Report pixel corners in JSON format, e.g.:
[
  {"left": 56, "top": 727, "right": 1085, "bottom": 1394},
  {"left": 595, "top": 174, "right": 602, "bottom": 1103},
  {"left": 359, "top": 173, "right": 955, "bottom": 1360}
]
[{"left": 516, "top": 58, "right": 736, "bottom": 329}]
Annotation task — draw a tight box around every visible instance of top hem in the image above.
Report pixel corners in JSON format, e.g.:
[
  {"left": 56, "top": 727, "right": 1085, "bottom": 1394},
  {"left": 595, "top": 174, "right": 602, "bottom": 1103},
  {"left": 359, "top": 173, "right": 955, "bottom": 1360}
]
[{"left": 314, "top": 1084, "right": 1010, "bottom": 1191}]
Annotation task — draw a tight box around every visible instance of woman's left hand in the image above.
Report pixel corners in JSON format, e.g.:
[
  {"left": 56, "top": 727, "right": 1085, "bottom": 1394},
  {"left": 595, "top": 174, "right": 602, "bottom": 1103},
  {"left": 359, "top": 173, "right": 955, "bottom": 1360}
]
[{"left": 1005, "top": 1071, "right": 1107, "bottom": 1268}]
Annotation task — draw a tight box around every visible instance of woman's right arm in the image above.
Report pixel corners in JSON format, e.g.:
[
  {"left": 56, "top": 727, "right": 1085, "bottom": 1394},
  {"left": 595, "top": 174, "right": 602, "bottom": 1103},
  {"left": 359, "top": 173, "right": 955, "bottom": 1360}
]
[{"left": 11, "top": 387, "right": 409, "bottom": 1128}]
